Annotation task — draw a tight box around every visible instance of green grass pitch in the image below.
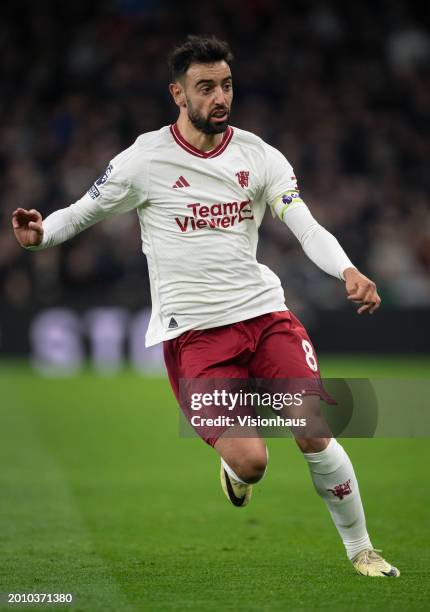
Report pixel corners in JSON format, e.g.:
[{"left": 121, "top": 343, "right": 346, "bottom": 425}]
[{"left": 0, "top": 356, "right": 429, "bottom": 611}]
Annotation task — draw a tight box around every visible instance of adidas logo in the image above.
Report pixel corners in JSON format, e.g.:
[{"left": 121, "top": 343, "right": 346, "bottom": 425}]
[
  {"left": 168, "top": 317, "right": 178, "bottom": 329},
  {"left": 172, "top": 176, "right": 190, "bottom": 189}
]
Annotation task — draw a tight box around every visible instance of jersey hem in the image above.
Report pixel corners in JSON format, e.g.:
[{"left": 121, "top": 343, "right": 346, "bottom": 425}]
[{"left": 145, "top": 304, "right": 288, "bottom": 347}]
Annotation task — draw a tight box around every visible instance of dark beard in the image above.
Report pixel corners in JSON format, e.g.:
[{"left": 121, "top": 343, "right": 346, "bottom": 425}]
[{"left": 187, "top": 100, "right": 230, "bottom": 135}]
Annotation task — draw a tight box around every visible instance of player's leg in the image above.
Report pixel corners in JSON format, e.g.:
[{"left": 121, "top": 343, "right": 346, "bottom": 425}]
[
  {"left": 215, "top": 428, "right": 268, "bottom": 484},
  {"left": 163, "top": 325, "right": 268, "bottom": 508},
  {"left": 273, "top": 388, "right": 377, "bottom": 567},
  {"left": 293, "top": 416, "right": 373, "bottom": 562},
  {"left": 215, "top": 429, "right": 268, "bottom": 507},
  {"left": 296, "top": 427, "right": 399, "bottom": 576},
  {"left": 249, "top": 311, "right": 399, "bottom": 576}
]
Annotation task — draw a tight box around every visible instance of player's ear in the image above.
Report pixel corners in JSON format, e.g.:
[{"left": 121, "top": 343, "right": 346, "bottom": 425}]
[{"left": 169, "top": 81, "right": 187, "bottom": 108}]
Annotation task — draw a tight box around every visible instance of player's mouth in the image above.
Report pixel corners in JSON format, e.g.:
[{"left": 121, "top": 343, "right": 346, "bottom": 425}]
[{"left": 211, "top": 108, "right": 229, "bottom": 121}]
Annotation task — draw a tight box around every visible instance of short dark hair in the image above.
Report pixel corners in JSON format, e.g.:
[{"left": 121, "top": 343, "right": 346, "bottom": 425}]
[{"left": 168, "top": 35, "right": 233, "bottom": 82}]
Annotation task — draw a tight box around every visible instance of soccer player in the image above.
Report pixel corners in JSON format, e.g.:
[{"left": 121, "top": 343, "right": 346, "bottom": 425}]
[{"left": 12, "top": 35, "right": 398, "bottom": 577}]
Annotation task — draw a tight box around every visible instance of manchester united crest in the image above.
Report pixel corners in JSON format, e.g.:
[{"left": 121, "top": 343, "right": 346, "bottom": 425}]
[{"left": 235, "top": 170, "right": 249, "bottom": 188}]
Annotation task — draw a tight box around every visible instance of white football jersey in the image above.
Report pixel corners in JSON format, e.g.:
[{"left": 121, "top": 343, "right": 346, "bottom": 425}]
[{"left": 67, "top": 124, "right": 300, "bottom": 346}]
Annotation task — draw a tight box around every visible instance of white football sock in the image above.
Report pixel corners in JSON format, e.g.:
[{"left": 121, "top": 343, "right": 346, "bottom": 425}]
[{"left": 303, "top": 439, "right": 372, "bottom": 560}]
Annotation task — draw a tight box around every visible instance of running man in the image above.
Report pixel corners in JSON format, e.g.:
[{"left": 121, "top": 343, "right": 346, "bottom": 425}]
[{"left": 12, "top": 35, "right": 398, "bottom": 577}]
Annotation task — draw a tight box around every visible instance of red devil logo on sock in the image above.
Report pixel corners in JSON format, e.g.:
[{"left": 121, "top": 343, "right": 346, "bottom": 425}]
[{"left": 327, "top": 479, "right": 352, "bottom": 500}]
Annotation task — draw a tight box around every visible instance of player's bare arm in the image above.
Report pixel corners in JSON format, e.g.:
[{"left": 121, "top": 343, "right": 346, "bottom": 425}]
[{"left": 12, "top": 207, "right": 44, "bottom": 248}]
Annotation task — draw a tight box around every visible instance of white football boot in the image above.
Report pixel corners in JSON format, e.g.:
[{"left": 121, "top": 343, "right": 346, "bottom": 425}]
[{"left": 352, "top": 549, "right": 400, "bottom": 577}]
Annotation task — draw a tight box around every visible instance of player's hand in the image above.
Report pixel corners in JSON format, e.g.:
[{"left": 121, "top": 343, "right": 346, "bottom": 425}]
[
  {"left": 343, "top": 267, "right": 381, "bottom": 315},
  {"left": 12, "top": 207, "right": 44, "bottom": 248}
]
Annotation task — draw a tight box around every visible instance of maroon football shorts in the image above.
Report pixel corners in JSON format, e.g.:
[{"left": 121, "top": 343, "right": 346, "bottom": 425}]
[{"left": 163, "top": 310, "right": 330, "bottom": 446}]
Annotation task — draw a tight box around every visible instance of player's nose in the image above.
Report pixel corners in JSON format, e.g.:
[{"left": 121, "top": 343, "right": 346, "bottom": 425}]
[{"left": 213, "top": 86, "right": 228, "bottom": 105}]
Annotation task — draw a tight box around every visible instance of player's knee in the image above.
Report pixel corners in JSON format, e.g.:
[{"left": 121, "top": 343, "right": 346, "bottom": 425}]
[
  {"left": 234, "top": 450, "right": 268, "bottom": 483},
  {"left": 296, "top": 437, "right": 330, "bottom": 454}
]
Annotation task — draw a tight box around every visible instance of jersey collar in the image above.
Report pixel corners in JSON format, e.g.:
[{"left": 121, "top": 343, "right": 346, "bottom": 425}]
[{"left": 169, "top": 123, "right": 233, "bottom": 159}]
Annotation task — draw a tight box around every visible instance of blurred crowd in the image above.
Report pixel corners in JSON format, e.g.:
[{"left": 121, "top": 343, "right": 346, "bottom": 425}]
[{"left": 1, "top": 0, "right": 429, "bottom": 314}]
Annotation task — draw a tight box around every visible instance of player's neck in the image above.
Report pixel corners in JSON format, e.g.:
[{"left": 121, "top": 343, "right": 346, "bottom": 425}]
[{"left": 175, "top": 116, "right": 224, "bottom": 153}]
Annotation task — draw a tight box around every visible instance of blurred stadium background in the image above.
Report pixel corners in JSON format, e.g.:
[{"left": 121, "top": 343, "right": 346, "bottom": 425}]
[
  {"left": 1, "top": 1, "right": 429, "bottom": 611},
  {"left": 1, "top": 0, "right": 429, "bottom": 369}
]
